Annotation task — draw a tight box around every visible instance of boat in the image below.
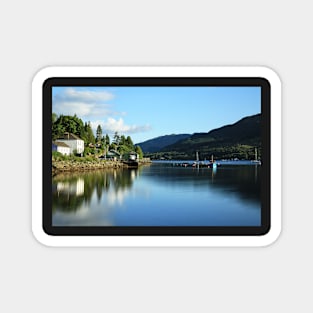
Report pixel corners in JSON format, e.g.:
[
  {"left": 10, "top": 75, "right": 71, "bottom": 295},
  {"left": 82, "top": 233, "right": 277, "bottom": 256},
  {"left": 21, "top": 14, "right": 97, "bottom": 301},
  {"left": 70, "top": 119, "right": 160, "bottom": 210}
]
[
  {"left": 208, "top": 154, "right": 221, "bottom": 168},
  {"left": 123, "top": 160, "right": 139, "bottom": 168},
  {"left": 192, "top": 162, "right": 208, "bottom": 168},
  {"left": 251, "top": 148, "right": 261, "bottom": 165}
]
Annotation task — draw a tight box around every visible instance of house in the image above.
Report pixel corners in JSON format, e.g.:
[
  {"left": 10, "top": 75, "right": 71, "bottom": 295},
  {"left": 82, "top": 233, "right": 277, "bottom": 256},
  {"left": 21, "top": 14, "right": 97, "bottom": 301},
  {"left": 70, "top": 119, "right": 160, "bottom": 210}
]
[
  {"left": 123, "top": 151, "right": 139, "bottom": 161},
  {"left": 56, "top": 133, "right": 84, "bottom": 155},
  {"left": 52, "top": 141, "right": 71, "bottom": 156},
  {"left": 105, "top": 150, "right": 121, "bottom": 161}
]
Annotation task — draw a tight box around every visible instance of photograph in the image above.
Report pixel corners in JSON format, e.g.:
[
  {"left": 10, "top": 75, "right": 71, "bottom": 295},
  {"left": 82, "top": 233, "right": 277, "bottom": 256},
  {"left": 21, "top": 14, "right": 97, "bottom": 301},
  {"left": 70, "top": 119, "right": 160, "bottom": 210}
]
[{"left": 51, "top": 85, "right": 262, "bottom": 228}]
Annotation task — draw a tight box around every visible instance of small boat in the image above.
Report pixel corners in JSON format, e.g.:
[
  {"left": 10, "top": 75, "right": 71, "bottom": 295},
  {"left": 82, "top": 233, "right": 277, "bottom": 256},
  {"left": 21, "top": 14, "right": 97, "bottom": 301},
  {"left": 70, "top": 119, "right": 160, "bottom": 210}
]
[
  {"left": 251, "top": 148, "right": 261, "bottom": 165},
  {"left": 208, "top": 162, "right": 221, "bottom": 168},
  {"left": 123, "top": 160, "right": 139, "bottom": 168},
  {"left": 208, "top": 154, "right": 220, "bottom": 169},
  {"left": 173, "top": 162, "right": 190, "bottom": 167}
]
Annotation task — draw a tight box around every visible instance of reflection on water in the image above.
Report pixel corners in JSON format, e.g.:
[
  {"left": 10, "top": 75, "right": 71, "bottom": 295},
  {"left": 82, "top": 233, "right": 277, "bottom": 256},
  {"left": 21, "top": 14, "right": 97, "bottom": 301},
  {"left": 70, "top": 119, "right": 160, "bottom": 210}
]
[
  {"left": 52, "top": 163, "right": 261, "bottom": 226},
  {"left": 56, "top": 178, "right": 84, "bottom": 196}
]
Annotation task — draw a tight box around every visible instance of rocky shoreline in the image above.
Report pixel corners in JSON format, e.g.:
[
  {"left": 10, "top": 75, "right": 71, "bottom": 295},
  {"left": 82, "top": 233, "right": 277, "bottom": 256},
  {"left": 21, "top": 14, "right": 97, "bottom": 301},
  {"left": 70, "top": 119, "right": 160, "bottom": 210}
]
[{"left": 52, "top": 159, "right": 151, "bottom": 174}]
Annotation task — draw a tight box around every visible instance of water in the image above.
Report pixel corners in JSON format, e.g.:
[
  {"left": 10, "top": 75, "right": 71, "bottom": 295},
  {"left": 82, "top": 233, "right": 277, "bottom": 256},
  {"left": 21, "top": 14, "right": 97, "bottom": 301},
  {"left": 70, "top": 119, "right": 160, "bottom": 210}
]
[{"left": 52, "top": 161, "right": 261, "bottom": 227}]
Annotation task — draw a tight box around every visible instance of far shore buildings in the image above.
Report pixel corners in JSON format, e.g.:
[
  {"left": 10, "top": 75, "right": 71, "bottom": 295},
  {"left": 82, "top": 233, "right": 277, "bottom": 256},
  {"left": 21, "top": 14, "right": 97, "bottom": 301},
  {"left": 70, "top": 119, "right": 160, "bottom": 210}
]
[
  {"left": 100, "top": 150, "right": 139, "bottom": 161},
  {"left": 53, "top": 133, "right": 84, "bottom": 156}
]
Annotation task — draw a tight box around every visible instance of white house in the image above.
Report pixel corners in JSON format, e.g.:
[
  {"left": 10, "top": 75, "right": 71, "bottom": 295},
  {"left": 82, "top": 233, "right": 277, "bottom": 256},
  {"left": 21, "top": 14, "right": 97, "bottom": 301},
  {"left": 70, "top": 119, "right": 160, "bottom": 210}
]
[
  {"left": 124, "top": 151, "right": 139, "bottom": 161},
  {"left": 56, "top": 133, "right": 84, "bottom": 155},
  {"left": 52, "top": 141, "right": 71, "bottom": 156}
]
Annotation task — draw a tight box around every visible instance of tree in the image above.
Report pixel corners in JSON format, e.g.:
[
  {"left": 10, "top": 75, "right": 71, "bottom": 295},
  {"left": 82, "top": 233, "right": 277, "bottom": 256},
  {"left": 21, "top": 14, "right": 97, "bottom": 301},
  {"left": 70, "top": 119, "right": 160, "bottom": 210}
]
[
  {"left": 113, "top": 132, "right": 120, "bottom": 145},
  {"left": 126, "top": 136, "right": 134, "bottom": 148},
  {"left": 135, "top": 145, "right": 143, "bottom": 159},
  {"left": 52, "top": 122, "right": 65, "bottom": 140},
  {"left": 100, "top": 134, "right": 110, "bottom": 153},
  {"left": 84, "top": 122, "right": 95, "bottom": 144},
  {"left": 96, "top": 125, "right": 102, "bottom": 143},
  {"left": 120, "top": 135, "right": 126, "bottom": 146},
  {"left": 52, "top": 113, "right": 58, "bottom": 124},
  {"left": 105, "top": 134, "right": 110, "bottom": 146},
  {"left": 52, "top": 114, "right": 85, "bottom": 141},
  {"left": 100, "top": 136, "right": 105, "bottom": 150}
]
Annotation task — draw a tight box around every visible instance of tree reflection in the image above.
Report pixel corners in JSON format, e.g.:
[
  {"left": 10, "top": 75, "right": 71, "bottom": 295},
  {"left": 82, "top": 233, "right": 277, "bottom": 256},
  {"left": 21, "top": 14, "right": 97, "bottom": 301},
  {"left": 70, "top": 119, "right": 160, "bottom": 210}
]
[{"left": 52, "top": 168, "right": 138, "bottom": 212}]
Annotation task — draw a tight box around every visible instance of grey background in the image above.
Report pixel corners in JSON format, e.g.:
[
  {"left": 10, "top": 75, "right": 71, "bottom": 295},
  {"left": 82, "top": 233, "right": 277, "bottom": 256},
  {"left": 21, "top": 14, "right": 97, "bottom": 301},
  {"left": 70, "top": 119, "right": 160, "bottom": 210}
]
[{"left": 0, "top": 0, "right": 310, "bottom": 312}]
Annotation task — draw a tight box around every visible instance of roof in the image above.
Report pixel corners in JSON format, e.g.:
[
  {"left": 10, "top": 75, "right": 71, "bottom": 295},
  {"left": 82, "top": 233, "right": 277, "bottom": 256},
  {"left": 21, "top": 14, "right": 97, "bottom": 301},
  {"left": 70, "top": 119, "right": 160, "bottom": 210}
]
[
  {"left": 123, "top": 151, "right": 138, "bottom": 155},
  {"left": 58, "top": 133, "right": 83, "bottom": 141},
  {"left": 54, "top": 141, "right": 70, "bottom": 148},
  {"left": 107, "top": 150, "right": 121, "bottom": 156}
]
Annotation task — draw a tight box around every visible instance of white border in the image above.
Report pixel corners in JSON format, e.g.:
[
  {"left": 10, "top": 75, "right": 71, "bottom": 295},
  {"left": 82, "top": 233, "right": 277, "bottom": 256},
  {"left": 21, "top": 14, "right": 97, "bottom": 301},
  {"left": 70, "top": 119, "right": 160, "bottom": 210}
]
[{"left": 32, "top": 66, "right": 281, "bottom": 247}]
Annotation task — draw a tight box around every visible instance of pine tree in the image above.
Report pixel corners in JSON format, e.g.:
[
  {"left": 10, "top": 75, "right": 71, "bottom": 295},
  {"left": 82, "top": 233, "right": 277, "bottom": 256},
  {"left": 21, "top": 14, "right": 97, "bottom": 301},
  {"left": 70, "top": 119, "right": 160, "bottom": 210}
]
[
  {"left": 96, "top": 125, "right": 102, "bottom": 143},
  {"left": 85, "top": 122, "right": 95, "bottom": 144},
  {"left": 105, "top": 134, "right": 110, "bottom": 146},
  {"left": 113, "top": 132, "right": 120, "bottom": 146},
  {"left": 126, "top": 136, "right": 134, "bottom": 148}
]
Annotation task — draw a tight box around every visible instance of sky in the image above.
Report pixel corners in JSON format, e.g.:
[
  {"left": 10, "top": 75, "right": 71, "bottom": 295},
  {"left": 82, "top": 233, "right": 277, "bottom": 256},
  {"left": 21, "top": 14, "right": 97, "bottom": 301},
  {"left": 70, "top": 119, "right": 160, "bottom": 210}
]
[{"left": 52, "top": 86, "right": 261, "bottom": 144}]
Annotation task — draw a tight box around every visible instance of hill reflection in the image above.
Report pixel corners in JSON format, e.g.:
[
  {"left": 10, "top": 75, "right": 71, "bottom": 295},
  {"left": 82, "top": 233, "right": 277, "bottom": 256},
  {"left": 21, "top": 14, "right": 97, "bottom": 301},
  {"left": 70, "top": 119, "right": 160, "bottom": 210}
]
[{"left": 144, "top": 163, "right": 260, "bottom": 204}]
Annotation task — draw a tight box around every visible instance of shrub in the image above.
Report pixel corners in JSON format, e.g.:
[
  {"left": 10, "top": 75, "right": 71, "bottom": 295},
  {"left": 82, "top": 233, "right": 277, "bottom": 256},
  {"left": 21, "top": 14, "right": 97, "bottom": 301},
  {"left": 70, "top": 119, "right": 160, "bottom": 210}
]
[{"left": 52, "top": 151, "right": 66, "bottom": 161}]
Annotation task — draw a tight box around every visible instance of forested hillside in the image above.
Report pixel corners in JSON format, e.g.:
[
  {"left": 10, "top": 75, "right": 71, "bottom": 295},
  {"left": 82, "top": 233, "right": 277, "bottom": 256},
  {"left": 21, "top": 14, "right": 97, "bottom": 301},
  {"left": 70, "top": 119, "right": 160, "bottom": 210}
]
[
  {"left": 136, "top": 134, "right": 191, "bottom": 153},
  {"left": 144, "top": 114, "right": 261, "bottom": 160}
]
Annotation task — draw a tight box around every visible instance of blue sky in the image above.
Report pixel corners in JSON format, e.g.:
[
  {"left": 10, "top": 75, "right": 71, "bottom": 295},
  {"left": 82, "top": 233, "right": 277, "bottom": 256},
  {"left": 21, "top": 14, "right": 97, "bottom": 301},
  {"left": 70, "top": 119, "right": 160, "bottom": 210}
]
[{"left": 52, "top": 86, "right": 261, "bottom": 143}]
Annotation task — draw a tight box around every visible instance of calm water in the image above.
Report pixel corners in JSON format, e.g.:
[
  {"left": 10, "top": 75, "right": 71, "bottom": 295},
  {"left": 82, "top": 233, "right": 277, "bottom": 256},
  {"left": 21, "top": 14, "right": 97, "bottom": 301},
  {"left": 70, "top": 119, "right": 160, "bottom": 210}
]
[{"left": 52, "top": 161, "right": 261, "bottom": 226}]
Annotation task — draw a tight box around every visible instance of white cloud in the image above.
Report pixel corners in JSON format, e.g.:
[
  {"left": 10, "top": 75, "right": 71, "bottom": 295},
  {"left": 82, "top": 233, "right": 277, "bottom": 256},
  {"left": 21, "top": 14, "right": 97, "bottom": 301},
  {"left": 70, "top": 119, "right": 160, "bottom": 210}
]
[
  {"left": 53, "top": 87, "right": 151, "bottom": 137},
  {"left": 53, "top": 87, "right": 115, "bottom": 118},
  {"left": 91, "top": 118, "right": 151, "bottom": 135},
  {"left": 56, "top": 87, "right": 114, "bottom": 103}
]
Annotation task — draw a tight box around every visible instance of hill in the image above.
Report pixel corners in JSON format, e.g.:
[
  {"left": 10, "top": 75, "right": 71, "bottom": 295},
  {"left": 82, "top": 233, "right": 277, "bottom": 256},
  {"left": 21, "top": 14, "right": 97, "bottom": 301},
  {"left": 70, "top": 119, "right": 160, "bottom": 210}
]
[
  {"left": 136, "top": 134, "right": 191, "bottom": 153},
  {"left": 158, "top": 114, "right": 261, "bottom": 160}
]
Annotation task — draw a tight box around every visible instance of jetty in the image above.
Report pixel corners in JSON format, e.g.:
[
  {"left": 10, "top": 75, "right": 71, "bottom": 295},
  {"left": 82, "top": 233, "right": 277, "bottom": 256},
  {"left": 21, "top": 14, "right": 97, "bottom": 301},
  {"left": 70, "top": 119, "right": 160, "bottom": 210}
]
[
  {"left": 172, "top": 154, "right": 220, "bottom": 168},
  {"left": 122, "top": 160, "right": 139, "bottom": 168}
]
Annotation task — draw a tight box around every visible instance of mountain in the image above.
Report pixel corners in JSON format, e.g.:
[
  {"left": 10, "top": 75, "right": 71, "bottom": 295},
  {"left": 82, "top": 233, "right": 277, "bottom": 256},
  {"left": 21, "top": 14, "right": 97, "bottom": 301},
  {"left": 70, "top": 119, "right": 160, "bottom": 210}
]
[
  {"left": 160, "top": 114, "right": 261, "bottom": 160},
  {"left": 136, "top": 134, "right": 191, "bottom": 153}
]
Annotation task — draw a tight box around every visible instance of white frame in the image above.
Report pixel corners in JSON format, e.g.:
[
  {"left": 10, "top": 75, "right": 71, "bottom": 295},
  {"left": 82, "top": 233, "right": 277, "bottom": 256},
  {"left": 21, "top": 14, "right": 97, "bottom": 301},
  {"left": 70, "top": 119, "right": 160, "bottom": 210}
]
[{"left": 32, "top": 66, "right": 281, "bottom": 247}]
